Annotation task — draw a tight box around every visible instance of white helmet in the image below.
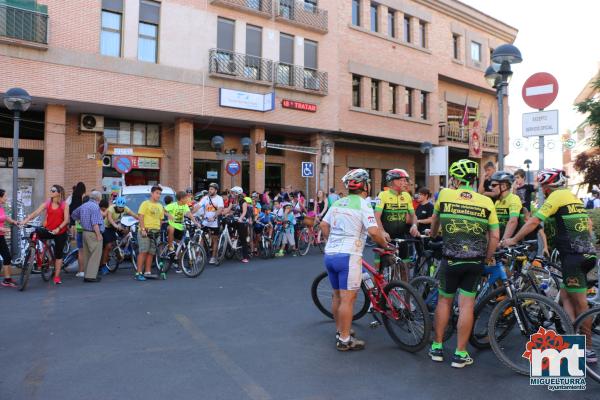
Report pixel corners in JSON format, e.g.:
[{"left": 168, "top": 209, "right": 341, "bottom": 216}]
[{"left": 230, "top": 186, "right": 243, "bottom": 196}]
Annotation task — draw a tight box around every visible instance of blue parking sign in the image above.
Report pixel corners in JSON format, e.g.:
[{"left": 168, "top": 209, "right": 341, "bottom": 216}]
[{"left": 301, "top": 162, "right": 314, "bottom": 178}]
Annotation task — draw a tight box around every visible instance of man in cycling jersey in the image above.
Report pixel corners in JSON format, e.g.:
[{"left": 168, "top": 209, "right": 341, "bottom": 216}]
[
  {"left": 504, "top": 168, "right": 597, "bottom": 364},
  {"left": 428, "top": 159, "right": 500, "bottom": 368},
  {"left": 99, "top": 196, "right": 138, "bottom": 275},
  {"left": 198, "top": 183, "right": 224, "bottom": 264},
  {"left": 490, "top": 171, "right": 522, "bottom": 241},
  {"left": 320, "top": 169, "right": 387, "bottom": 351}
]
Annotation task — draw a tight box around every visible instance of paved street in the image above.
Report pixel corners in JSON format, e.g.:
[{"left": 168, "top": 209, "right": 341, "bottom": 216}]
[{"left": 2, "top": 251, "right": 598, "bottom": 400}]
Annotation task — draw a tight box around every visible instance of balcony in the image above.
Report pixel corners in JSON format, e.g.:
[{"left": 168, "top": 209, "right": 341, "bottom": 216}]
[
  {"left": 439, "top": 124, "right": 499, "bottom": 149},
  {"left": 276, "top": 0, "right": 328, "bottom": 33},
  {"left": 0, "top": 4, "right": 48, "bottom": 47},
  {"left": 209, "top": 49, "right": 274, "bottom": 85},
  {"left": 210, "top": 0, "right": 273, "bottom": 18},
  {"left": 275, "top": 62, "right": 328, "bottom": 95}
]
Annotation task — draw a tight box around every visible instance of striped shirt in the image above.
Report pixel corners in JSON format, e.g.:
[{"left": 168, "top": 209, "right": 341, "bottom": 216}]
[{"left": 71, "top": 200, "right": 105, "bottom": 232}]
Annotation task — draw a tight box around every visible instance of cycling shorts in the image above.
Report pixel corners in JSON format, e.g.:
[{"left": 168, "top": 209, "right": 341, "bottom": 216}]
[
  {"left": 438, "top": 258, "right": 484, "bottom": 298},
  {"left": 102, "top": 227, "right": 118, "bottom": 246},
  {"left": 560, "top": 253, "right": 597, "bottom": 293},
  {"left": 324, "top": 253, "right": 362, "bottom": 291}
]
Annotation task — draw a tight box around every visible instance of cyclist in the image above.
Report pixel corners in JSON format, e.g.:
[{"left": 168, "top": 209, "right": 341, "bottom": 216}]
[
  {"left": 99, "top": 196, "right": 138, "bottom": 275},
  {"left": 21, "top": 185, "right": 70, "bottom": 285},
  {"left": 320, "top": 169, "right": 388, "bottom": 351},
  {"left": 165, "top": 191, "right": 201, "bottom": 255},
  {"left": 0, "top": 188, "right": 19, "bottom": 287},
  {"left": 490, "top": 171, "right": 522, "bottom": 241},
  {"left": 428, "top": 159, "right": 499, "bottom": 368},
  {"left": 503, "top": 168, "right": 597, "bottom": 363},
  {"left": 230, "top": 186, "right": 250, "bottom": 263},
  {"left": 198, "top": 183, "right": 224, "bottom": 265},
  {"left": 275, "top": 203, "right": 297, "bottom": 257}
]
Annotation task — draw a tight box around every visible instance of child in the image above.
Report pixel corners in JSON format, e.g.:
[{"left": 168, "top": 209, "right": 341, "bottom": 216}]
[
  {"left": 253, "top": 206, "right": 274, "bottom": 252},
  {"left": 276, "top": 203, "right": 296, "bottom": 257}
]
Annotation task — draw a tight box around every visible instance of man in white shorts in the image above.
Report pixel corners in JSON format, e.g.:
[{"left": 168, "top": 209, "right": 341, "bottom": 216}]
[
  {"left": 198, "top": 183, "right": 224, "bottom": 264},
  {"left": 320, "top": 169, "right": 388, "bottom": 351}
]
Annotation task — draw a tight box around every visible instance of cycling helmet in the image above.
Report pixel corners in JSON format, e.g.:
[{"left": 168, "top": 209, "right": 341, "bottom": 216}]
[
  {"left": 449, "top": 159, "right": 479, "bottom": 182},
  {"left": 490, "top": 171, "right": 514, "bottom": 185},
  {"left": 194, "top": 192, "right": 204, "bottom": 201},
  {"left": 185, "top": 187, "right": 193, "bottom": 194},
  {"left": 209, "top": 182, "right": 219, "bottom": 190},
  {"left": 230, "top": 186, "right": 244, "bottom": 196},
  {"left": 385, "top": 168, "right": 410, "bottom": 183},
  {"left": 342, "top": 168, "right": 371, "bottom": 191},
  {"left": 114, "top": 196, "right": 127, "bottom": 207},
  {"left": 537, "top": 168, "right": 568, "bottom": 188}
]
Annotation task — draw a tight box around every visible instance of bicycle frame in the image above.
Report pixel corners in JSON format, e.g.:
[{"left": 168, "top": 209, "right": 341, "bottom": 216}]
[{"left": 362, "top": 259, "right": 410, "bottom": 321}]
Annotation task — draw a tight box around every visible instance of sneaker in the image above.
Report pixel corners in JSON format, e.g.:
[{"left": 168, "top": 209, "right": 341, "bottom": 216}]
[
  {"left": 209, "top": 257, "right": 217, "bottom": 265},
  {"left": 451, "top": 352, "right": 474, "bottom": 368},
  {"left": 429, "top": 347, "right": 444, "bottom": 362},
  {"left": 275, "top": 251, "right": 284, "bottom": 257},
  {"left": 144, "top": 271, "right": 152, "bottom": 276},
  {"left": 100, "top": 265, "right": 110, "bottom": 276},
  {"left": 335, "top": 329, "right": 356, "bottom": 341},
  {"left": 586, "top": 350, "right": 598, "bottom": 364},
  {"left": 53, "top": 276, "right": 62, "bottom": 285},
  {"left": 336, "top": 337, "right": 365, "bottom": 351},
  {"left": 1, "top": 279, "right": 17, "bottom": 288},
  {"left": 241, "top": 259, "right": 249, "bottom": 263},
  {"left": 135, "top": 273, "right": 146, "bottom": 282},
  {"left": 75, "top": 272, "right": 85, "bottom": 278},
  {"left": 175, "top": 267, "right": 183, "bottom": 274}
]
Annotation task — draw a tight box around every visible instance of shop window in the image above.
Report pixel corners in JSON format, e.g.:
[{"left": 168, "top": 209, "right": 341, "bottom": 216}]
[
  {"left": 104, "top": 119, "right": 160, "bottom": 146},
  {"left": 265, "top": 134, "right": 284, "bottom": 156},
  {"left": 194, "top": 130, "right": 217, "bottom": 151}
]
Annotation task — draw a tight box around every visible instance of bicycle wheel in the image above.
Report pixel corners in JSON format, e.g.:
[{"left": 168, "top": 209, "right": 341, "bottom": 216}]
[
  {"left": 573, "top": 307, "right": 600, "bottom": 383},
  {"left": 471, "top": 287, "right": 515, "bottom": 350},
  {"left": 382, "top": 280, "right": 432, "bottom": 353},
  {"left": 259, "top": 238, "right": 271, "bottom": 259},
  {"left": 40, "top": 248, "right": 53, "bottom": 282},
  {"left": 181, "top": 243, "right": 206, "bottom": 278},
  {"left": 18, "top": 247, "right": 35, "bottom": 292},
  {"left": 409, "top": 276, "right": 454, "bottom": 343},
  {"left": 155, "top": 243, "right": 173, "bottom": 274},
  {"left": 298, "top": 228, "right": 311, "bottom": 256},
  {"left": 488, "top": 291, "right": 574, "bottom": 376},
  {"left": 216, "top": 234, "right": 227, "bottom": 265},
  {"left": 310, "top": 271, "right": 369, "bottom": 321},
  {"left": 106, "top": 248, "right": 120, "bottom": 273}
]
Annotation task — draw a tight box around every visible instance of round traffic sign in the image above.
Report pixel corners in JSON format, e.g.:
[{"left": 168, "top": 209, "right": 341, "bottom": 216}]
[
  {"left": 522, "top": 72, "right": 559, "bottom": 110},
  {"left": 114, "top": 156, "right": 133, "bottom": 174},
  {"left": 226, "top": 160, "right": 241, "bottom": 176}
]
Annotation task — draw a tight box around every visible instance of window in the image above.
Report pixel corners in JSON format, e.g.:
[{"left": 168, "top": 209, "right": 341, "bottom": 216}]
[
  {"left": 138, "top": 0, "right": 160, "bottom": 63},
  {"left": 352, "top": 75, "right": 361, "bottom": 107},
  {"left": 452, "top": 34, "right": 459, "bottom": 59},
  {"left": 403, "top": 16, "right": 411, "bottom": 42},
  {"left": 304, "top": 39, "right": 317, "bottom": 69},
  {"left": 217, "top": 18, "right": 235, "bottom": 51},
  {"left": 405, "top": 88, "right": 413, "bottom": 117},
  {"left": 420, "top": 91, "right": 427, "bottom": 120},
  {"left": 245, "top": 25, "right": 262, "bottom": 79},
  {"left": 105, "top": 119, "right": 160, "bottom": 147},
  {"left": 371, "top": 79, "right": 379, "bottom": 111},
  {"left": 100, "top": 0, "right": 123, "bottom": 57},
  {"left": 389, "top": 84, "right": 397, "bottom": 114},
  {"left": 471, "top": 41, "right": 481, "bottom": 62},
  {"left": 370, "top": 3, "right": 378, "bottom": 32},
  {"left": 352, "top": 0, "right": 360, "bottom": 26},
  {"left": 489, "top": 48, "right": 495, "bottom": 64},
  {"left": 388, "top": 10, "right": 395, "bottom": 38},
  {"left": 419, "top": 21, "right": 426, "bottom": 48},
  {"left": 278, "top": 33, "right": 294, "bottom": 85},
  {"left": 304, "top": 0, "right": 317, "bottom": 12}
]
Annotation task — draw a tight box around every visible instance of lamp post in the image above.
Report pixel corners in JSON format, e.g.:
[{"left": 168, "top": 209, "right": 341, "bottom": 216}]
[
  {"left": 484, "top": 44, "right": 522, "bottom": 170},
  {"left": 524, "top": 159, "right": 532, "bottom": 185},
  {"left": 3, "top": 88, "right": 31, "bottom": 258}
]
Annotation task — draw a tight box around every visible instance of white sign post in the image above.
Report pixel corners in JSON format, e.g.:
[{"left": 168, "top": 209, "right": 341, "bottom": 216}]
[{"left": 522, "top": 110, "right": 559, "bottom": 137}]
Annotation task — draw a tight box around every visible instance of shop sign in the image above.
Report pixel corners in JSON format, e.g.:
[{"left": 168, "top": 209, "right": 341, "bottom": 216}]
[
  {"left": 282, "top": 99, "right": 317, "bottom": 113},
  {"left": 207, "top": 171, "right": 218, "bottom": 179},
  {"left": 136, "top": 157, "right": 160, "bottom": 170},
  {"left": 114, "top": 148, "right": 134, "bottom": 155},
  {"left": 219, "top": 88, "right": 275, "bottom": 112}
]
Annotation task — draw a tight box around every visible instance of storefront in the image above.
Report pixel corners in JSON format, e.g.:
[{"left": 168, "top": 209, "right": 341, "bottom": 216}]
[{"left": 193, "top": 159, "right": 221, "bottom": 192}]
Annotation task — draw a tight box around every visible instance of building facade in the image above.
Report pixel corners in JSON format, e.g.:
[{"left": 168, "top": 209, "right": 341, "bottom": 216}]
[{"left": 0, "top": 0, "right": 517, "bottom": 210}]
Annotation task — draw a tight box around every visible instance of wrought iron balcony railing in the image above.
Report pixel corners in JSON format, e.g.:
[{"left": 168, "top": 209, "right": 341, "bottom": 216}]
[
  {"left": 209, "top": 49, "right": 274, "bottom": 84},
  {"left": 439, "top": 124, "right": 499, "bottom": 148},
  {"left": 0, "top": 4, "right": 48, "bottom": 45},
  {"left": 210, "top": 0, "right": 273, "bottom": 17},
  {"left": 276, "top": 0, "right": 328, "bottom": 33},
  {"left": 275, "top": 62, "right": 328, "bottom": 94}
]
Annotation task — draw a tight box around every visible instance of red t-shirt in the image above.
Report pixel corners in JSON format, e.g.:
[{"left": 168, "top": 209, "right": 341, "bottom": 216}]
[{"left": 44, "top": 201, "right": 68, "bottom": 234}]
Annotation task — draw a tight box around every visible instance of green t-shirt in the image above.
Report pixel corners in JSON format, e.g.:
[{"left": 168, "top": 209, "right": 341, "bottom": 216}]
[{"left": 165, "top": 202, "right": 190, "bottom": 231}]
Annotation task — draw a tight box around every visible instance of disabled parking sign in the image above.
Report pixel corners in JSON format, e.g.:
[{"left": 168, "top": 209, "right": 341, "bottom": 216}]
[{"left": 301, "top": 162, "right": 314, "bottom": 178}]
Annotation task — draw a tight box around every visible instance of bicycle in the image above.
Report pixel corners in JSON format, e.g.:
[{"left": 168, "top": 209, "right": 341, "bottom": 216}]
[
  {"left": 573, "top": 306, "right": 600, "bottom": 383},
  {"left": 311, "top": 248, "right": 431, "bottom": 353},
  {"left": 156, "top": 221, "right": 206, "bottom": 278},
  {"left": 18, "top": 225, "right": 56, "bottom": 291},
  {"left": 297, "top": 220, "right": 326, "bottom": 256},
  {"left": 216, "top": 216, "right": 245, "bottom": 265},
  {"left": 257, "top": 222, "right": 273, "bottom": 259},
  {"left": 106, "top": 216, "right": 139, "bottom": 274}
]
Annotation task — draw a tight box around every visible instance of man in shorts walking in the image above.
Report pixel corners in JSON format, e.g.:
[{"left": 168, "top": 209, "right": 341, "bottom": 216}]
[{"left": 198, "top": 183, "right": 224, "bottom": 264}]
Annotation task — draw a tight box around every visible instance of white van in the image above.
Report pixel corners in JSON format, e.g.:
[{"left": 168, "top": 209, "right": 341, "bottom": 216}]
[{"left": 120, "top": 185, "right": 176, "bottom": 212}]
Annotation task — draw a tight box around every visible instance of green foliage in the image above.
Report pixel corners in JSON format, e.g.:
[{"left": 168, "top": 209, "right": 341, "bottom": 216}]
[
  {"left": 589, "top": 208, "right": 600, "bottom": 245},
  {"left": 574, "top": 147, "right": 600, "bottom": 187},
  {"left": 574, "top": 78, "right": 600, "bottom": 149}
]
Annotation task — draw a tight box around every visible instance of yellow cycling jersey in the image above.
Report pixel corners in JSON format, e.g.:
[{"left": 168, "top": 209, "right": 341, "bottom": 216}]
[
  {"left": 534, "top": 189, "right": 594, "bottom": 254},
  {"left": 494, "top": 193, "right": 522, "bottom": 237},
  {"left": 375, "top": 189, "right": 414, "bottom": 238},
  {"left": 434, "top": 185, "right": 499, "bottom": 259}
]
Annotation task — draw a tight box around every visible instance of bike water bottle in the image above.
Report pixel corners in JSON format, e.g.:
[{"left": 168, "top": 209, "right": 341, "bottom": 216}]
[
  {"left": 429, "top": 263, "right": 435, "bottom": 277},
  {"left": 362, "top": 272, "right": 374, "bottom": 289}
]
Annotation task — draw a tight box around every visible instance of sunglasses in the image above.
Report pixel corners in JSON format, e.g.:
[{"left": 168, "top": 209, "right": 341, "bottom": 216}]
[
  {"left": 50, "top": 188, "right": 58, "bottom": 193},
  {"left": 490, "top": 183, "right": 500, "bottom": 188}
]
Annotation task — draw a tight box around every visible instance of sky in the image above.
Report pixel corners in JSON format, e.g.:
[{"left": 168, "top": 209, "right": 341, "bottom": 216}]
[{"left": 460, "top": 0, "right": 600, "bottom": 170}]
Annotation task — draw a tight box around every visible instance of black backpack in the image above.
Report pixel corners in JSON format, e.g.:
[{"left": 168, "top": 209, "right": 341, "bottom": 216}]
[{"left": 585, "top": 198, "right": 594, "bottom": 209}]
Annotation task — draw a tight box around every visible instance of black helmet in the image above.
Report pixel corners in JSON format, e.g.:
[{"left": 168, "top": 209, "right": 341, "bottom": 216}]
[{"left": 490, "top": 171, "right": 514, "bottom": 185}]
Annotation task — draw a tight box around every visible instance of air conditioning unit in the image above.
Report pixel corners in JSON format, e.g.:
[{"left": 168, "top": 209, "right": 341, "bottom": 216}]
[
  {"left": 304, "top": 77, "right": 319, "bottom": 91},
  {"left": 80, "top": 114, "right": 105, "bottom": 132},
  {"left": 102, "top": 155, "right": 112, "bottom": 167}
]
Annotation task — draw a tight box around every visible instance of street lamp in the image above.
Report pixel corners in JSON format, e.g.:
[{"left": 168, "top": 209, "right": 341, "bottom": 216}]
[
  {"left": 524, "top": 159, "right": 532, "bottom": 185},
  {"left": 484, "top": 44, "right": 522, "bottom": 170},
  {"left": 3, "top": 87, "right": 31, "bottom": 258}
]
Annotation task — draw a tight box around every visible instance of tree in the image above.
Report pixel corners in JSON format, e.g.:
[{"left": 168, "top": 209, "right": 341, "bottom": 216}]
[
  {"left": 574, "top": 77, "right": 600, "bottom": 148},
  {"left": 573, "top": 147, "right": 600, "bottom": 188}
]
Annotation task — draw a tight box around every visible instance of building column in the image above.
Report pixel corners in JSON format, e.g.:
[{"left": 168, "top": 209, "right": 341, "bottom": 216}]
[
  {"left": 173, "top": 118, "right": 193, "bottom": 190},
  {"left": 371, "top": 168, "right": 382, "bottom": 195},
  {"left": 44, "top": 105, "right": 66, "bottom": 193},
  {"left": 379, "top": 4, "right": 388, "bottom": 35},
  {"left": 361, "top": 77, "right": 371, "bottom": 109},
  {"left": 410, "top": 16, "right": 420, "bottom": 45},
  {"left": 360, "top": 0, "right": 370, "bottom": 29},
  {"left": 380, "top": 81, "right": 390, "bottom": 114},
  {"left": 249, "top": 126, "right": 265, "bottom": 193}
]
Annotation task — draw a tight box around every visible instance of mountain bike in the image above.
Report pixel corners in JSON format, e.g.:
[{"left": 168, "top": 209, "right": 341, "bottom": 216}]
[
  {"left": 573, "top": 306, "right": 600, "bottom": 383},
  {"left": 156, "top": 221, "right": 206, "bottom": 278},
  {"left": 257, "top": 223, "right": 273, "bottom": 259},
  {"left": 216, "top": 216, "right": 244, "bottom": 265},
  {"left": 106, "top": 216, "right": 138, "bottom": 273},
  {"left": 18, "top": 225, "right": 56, "bottom": 291},
  {"left": 297, "top": 221, "right": 325, "bottom": 256}
]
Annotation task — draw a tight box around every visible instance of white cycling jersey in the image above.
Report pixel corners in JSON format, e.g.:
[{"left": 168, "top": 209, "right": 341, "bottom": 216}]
[{"left": 323, "top": 194, "right": 378, "bottom": 256}]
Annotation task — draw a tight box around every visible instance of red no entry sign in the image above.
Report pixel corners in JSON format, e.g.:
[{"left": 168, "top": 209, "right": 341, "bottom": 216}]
[{"left": 522, "top": 72, "right": 558, "bottom": 110}]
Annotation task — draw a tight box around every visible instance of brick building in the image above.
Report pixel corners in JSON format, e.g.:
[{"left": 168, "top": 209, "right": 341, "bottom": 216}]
[{"left": 0, "top": 0, "right": 517, "bottom": 211}]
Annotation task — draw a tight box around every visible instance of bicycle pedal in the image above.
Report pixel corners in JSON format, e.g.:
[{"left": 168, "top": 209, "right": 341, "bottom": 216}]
[{"left": 369, "top": 321, "right": 381, "bottom": 329}]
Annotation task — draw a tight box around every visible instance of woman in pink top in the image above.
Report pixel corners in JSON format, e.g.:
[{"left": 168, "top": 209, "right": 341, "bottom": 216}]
[{"left": 0, "top": 189, "right": 19, "bottom": 287}]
